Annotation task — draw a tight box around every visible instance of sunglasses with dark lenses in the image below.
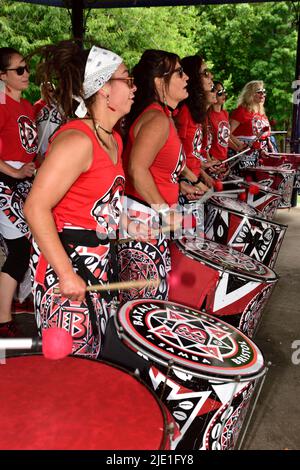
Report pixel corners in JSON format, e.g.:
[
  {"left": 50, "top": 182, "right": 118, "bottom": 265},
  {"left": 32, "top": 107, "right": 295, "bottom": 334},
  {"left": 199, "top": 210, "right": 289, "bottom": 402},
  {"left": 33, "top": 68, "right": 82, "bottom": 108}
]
[
  {"left": 5, "top": 65, "right": 29, "bottom": 76},
  {"left": 216, "top": 89, "right": 227, "bottom": 97},
  {"left": 110, "top": 76, "right": 135, "bottom": 88},
  {"left": 163, "top": 66, "right": 185, "bottom": 79},
  {"left": 255, "top": 88, "right": 266, "bottom": 95}
]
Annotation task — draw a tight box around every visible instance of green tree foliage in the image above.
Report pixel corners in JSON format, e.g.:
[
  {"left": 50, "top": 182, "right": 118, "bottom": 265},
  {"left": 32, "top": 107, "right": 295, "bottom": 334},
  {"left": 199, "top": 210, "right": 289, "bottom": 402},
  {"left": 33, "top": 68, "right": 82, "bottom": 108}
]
[{"left": 0, "top": 0, "right": 297, "bottom": 130}]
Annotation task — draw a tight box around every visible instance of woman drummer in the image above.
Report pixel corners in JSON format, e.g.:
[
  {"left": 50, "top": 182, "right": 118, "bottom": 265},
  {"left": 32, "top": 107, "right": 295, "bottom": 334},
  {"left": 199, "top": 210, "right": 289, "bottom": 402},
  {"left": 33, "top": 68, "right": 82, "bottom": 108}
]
[{"left": 24, "top": 40, "right": 136, "bottom": 358}]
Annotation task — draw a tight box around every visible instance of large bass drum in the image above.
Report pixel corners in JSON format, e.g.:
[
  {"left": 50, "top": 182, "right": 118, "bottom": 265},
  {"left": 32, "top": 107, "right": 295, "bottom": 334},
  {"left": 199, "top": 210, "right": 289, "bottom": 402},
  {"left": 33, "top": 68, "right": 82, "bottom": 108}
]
[
  {"left": 102, "top": 299, "right": 266, "bottom": 450},
  {"left": 168, "top": 238, "right": 278, "bottom": 338},
  {"left": 205, "top": 195, "right": 287, "bottom": 268}
]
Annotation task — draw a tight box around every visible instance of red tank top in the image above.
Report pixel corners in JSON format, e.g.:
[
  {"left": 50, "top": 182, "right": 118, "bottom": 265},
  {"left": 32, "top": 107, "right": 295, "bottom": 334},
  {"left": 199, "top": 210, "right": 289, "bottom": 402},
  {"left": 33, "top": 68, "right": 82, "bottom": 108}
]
[
  {"left": 176, "top": 104, "right": 202, "bottom": 177},
  {"left": 51, "top": 120, "right": 125, "bottom": 236},
  {"left": 123, "top": 102, "right": 185, "bottom": 206}
]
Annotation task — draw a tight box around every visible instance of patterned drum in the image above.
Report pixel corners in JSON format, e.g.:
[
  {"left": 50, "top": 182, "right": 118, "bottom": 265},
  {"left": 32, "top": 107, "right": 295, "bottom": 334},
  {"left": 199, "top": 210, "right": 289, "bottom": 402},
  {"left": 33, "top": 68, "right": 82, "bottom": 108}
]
[
  {"left": 205, "top": 196, "right": 287, "bottom": 268},
  {"left": 0, "top": 356, "right": 178, "bottom": 450},
  {"left": 168, "top": 238, "right": 278, "bottom": 337},
  {"left": 261, "top": 153, "right": 300, "bottom": 199},
  {"left": 102, "top": 299, "right": 266, "bottom": 450},
  {"left": 242, "top": 165, "right": 295, "bottom": 209}
]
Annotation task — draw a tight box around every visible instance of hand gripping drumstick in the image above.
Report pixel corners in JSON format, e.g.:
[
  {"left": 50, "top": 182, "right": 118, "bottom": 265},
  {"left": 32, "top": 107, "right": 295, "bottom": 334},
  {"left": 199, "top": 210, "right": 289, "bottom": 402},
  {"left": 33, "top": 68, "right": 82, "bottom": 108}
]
[
  {"left": 0, "top": 327, "right": 73, "bottom": 360},
  {"left": 221, "top": 126, "right": 270, "bottom": 165},
  {"left": 53, "top": 278, "right": 160, "bottom": 294}
]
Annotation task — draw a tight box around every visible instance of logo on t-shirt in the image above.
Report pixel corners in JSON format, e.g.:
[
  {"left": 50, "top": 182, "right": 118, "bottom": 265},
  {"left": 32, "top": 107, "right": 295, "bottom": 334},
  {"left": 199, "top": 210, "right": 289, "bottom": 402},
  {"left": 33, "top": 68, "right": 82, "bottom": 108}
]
[
  {"left": 18, "top": 115, "right": 38, "bottom": 154},
  {"left": 171, "top": 146, "right": 186, "bottom": 183},
  {"left": 91, "top": 175, "right": 125, "bottom": 240},
  {"left": 192, "top": 126, "right": 203, "bottom": 159},
  {"left": 252, "top": 116, "right": 269, "bottom": 137},
  {"left": 218, "top": 121, "right": 230, "bottom": 147}
]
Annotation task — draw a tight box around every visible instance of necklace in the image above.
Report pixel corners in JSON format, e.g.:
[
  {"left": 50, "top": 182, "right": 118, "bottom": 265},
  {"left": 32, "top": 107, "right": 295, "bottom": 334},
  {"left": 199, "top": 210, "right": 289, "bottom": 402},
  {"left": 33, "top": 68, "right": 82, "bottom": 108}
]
[{"left": 95, "top": 122, "right": 113, "bottom": 135}]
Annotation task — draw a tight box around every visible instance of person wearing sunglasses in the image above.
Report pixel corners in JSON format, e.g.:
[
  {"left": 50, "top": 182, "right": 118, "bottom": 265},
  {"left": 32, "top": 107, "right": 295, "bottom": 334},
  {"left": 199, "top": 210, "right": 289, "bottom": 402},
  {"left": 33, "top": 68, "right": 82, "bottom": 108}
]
[
  {"left": 229, "top": 80, "right": 272, "bottom": 169},
  {"left": 0, "top": 47, "right": 37, "bottom": 338},
  {"left": 118, "top": 49, "right": 198, "bottom": 303},
  {"left": 175, "top": 55, "right": 220, "bottom": 191},
  {"left": 207, "top": 82, "right": 230, "bottom": 180},
  {"left": 24, "top": 40, "right": 136, "bottom": 358}
]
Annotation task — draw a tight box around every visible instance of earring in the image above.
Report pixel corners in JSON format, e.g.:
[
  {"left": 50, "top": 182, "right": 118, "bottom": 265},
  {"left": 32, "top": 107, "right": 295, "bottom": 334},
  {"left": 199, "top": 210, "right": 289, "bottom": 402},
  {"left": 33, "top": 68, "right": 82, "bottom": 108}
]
[{"left": 106, "top": 94, "right": 116, "bottom": 112}]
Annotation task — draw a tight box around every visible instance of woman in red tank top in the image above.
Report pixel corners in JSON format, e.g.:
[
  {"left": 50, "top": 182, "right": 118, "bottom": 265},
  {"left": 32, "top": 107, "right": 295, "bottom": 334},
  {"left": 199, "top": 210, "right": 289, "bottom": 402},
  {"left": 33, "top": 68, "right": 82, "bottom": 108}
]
[
  {"left": 119, "top": 49, "right": 200, "bottom": 302},
  {"left": 0, "top": 47, "right": 37, "bottom": 338},
  {"left": 24, "top": 40, "right": 136, "bottom": 358}
]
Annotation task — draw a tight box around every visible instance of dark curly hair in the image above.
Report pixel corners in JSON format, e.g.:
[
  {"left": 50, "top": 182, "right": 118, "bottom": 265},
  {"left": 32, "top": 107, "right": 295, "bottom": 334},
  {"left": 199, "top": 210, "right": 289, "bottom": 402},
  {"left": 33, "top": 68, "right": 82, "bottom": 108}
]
[
  {"left": 180, "top": 55, "right": 207, "bottom": 125},
  {"left": 34, "top": 40, "right": 98, "bottom": 119}
]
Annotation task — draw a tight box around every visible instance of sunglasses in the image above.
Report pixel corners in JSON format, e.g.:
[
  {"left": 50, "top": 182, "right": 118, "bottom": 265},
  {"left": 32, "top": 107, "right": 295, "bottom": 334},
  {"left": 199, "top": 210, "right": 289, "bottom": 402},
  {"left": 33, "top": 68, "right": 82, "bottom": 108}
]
[
  {"left": 110, "top": 76, "right": 135, "bottom": 89},
  {"left": 216, "top": 89, "right": 227, "bottom": 97},
  {"left": 5, "top": 65, "right": 30, "bottom": 76},
  {"left": 255, "top": 88, "right": 266, "bottom": 95},
  {"left": 163, "top": 66, "right": 185, "bottom": 79},
  {"left": 200, "top": 69, "right": 211, "bottom": 78}
]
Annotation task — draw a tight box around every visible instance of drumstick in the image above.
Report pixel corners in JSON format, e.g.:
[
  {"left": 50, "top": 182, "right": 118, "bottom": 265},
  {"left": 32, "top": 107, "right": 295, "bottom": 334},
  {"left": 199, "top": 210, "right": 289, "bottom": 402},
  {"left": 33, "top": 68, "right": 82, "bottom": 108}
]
[
  {"left": 53, "top": 278, "right": 160, "bottom": 294},
  {"left": 222, "top": 126, "right": 270, "bottom": 165}
]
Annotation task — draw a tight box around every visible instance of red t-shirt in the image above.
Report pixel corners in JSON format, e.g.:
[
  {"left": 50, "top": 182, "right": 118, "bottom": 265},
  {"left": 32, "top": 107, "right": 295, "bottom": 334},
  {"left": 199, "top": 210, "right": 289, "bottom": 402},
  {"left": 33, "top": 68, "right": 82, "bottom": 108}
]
[
  {"left": 0, "top": 94, "right": 37, "bottom": 162},
  {"left": 230, "top": 105, "right": 270, "bottom": 149},
  {"left": 176, "top": 104, "right": 203, "bottom": 176},
  {"left": 51, "top": 120, "right": 125, "bottom": 235},
  {"left": 208, "top": 109, "right": 230, "bottom": 161},
  {"left": 123, "top": 102, "right": 186, "bottom": 206}
]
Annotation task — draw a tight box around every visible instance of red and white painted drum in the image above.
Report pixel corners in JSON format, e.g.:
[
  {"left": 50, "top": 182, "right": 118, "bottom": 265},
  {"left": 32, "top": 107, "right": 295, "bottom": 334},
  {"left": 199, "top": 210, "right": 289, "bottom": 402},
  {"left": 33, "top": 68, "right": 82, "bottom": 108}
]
[
  {"left": 242, "top": 165, "right": 295, "bottom": 209},
  {"left": 205, "top": 195, "right": 287, "bottom": 268},
  {"left": 261, "top": 153, "right": 300, "bottom": 193},
  {"left": 103, "top": 299, "right": 266, "bottom": 450},
  {"left": 0, "top": 356, "right": 178, "bottom": 450},
  {"left": 168, "top": 238, "right": 278, "bottom": 338}
]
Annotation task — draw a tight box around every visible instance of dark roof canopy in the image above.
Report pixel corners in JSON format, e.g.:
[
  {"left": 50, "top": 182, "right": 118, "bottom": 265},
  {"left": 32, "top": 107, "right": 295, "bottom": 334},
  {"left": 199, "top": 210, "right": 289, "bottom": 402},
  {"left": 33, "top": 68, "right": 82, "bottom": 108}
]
[{"left": 15, "top": 0, "right": 282, "bottom": 8}]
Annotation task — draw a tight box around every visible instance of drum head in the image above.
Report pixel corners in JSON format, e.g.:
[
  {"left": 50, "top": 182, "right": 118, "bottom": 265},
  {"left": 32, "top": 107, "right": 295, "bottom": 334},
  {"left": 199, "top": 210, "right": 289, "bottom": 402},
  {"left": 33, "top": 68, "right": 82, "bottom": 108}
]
[
  {"left": 176, "top": 238, "right": 277, "bottom": 282},
  {"left": 0, "top": 357, "right": 170, "bottom": 450},
  {"left": 209, "top": 196, "right": 258, "bottom": 216},
  {"left": 116, "top": 299, "right": 265, "bottom": 379}
]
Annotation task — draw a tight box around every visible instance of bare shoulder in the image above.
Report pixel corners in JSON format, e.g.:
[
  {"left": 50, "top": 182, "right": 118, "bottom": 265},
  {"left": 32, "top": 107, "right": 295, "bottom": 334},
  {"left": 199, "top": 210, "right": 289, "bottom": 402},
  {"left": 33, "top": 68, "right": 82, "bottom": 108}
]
[
  {"left": 51, "top": 128, "right": 93, "bottom": 152},
  {"left": 134, "top": 108, "right": 169, "bottom": 137}
]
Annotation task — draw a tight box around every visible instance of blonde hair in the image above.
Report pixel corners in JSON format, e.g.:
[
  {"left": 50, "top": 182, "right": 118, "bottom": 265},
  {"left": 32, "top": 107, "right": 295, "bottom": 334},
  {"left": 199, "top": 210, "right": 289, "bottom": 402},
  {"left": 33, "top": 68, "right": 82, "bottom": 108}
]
[{"left": 237, "top": 80, "right": 265, "bottom": 114}]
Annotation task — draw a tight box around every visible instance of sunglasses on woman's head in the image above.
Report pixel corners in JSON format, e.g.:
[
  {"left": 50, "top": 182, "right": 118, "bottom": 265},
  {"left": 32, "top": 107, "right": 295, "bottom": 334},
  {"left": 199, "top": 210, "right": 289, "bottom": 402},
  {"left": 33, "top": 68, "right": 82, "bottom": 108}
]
[
  {"left": 5, "top": 65, "right": 30, "bottom": 76},
  {"left": 216, "top": 89, "right": 226, "bottom": 97},
  {"left": 255, "top": 88, "right": 266, "bottom": 96}
]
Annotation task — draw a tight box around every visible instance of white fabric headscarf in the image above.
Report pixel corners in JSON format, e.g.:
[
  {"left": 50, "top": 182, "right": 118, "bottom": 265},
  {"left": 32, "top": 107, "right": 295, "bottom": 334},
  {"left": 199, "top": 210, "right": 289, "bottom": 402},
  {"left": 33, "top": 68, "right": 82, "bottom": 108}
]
[{"left": 74, "top": 46, "right": 122, "bottom": 118}]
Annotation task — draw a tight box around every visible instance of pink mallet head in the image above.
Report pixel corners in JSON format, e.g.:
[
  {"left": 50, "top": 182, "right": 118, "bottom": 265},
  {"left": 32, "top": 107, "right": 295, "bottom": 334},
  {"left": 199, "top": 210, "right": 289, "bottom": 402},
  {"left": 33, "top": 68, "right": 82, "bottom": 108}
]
[
  {"left": 249, "top": 183, "right": 260, "bottom": 195},
  {"left": 42, "top": 327, "right": 73, "bottom": 360}
]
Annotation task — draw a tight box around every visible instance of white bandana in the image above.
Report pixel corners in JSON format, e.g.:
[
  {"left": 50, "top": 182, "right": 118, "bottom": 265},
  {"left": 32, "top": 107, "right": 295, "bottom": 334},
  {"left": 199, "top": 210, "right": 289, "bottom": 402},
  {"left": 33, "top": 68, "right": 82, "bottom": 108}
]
[{"left": 74, "top": 46, "right": 122, "bottom": 118}]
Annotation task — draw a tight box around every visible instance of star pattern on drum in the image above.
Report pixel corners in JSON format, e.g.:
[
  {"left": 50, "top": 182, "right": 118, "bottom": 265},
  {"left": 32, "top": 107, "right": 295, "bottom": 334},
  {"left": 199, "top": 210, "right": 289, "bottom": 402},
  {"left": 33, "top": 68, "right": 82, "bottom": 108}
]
[{"left": 147, "top": 307, "right": 234, "bottom": 361}]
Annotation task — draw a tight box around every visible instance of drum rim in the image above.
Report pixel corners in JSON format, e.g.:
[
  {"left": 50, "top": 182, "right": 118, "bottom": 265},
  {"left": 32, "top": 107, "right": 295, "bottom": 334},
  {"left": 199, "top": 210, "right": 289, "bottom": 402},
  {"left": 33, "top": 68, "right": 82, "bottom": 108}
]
[
  {"left": 3, "top": 355, "right": 173, "bottom": 450},
  {"left": 207, "top": 199, "right": 288, "bottom": 230},
  {"left": 248, "top": 165, "right": 296, "bottom": 174},
  {"left": 115, "top": 299, "right": 266, "bottom": 379},
  {"left": 175, "top": 238, "right": 278, "bottom": 282}
]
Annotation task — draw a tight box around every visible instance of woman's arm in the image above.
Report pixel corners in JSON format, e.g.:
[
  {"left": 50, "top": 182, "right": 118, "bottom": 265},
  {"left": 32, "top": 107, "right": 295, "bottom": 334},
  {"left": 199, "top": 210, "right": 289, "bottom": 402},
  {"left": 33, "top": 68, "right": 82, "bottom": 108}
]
[
  {"left": 0, "top": 160, "right": 36, "bottom": 178},
  {"left": 229, "top": 119, "right": 247, "bottom": 151},
  {"left": 24, "top": 129, "right": 93, "bottom": 301},
  {"left": 128, "top": 110, "right": 170, "bottom": 207}
]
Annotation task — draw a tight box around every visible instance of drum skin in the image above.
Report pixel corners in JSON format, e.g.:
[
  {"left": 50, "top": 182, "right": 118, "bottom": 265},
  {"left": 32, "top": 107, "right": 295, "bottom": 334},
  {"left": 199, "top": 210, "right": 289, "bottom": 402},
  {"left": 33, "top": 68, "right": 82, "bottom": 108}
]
[
  {"left": 0, "top": 356, "right": 177, "bottom": 450},
  {"left": 205, "top": 195, "right": 287, "bottom": 268},
  {"left": 168, "top": 238, "right": 278, "bottom": 338},
  {"left": 102, "top": 299, "right": 266, "bottom": 450}
]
